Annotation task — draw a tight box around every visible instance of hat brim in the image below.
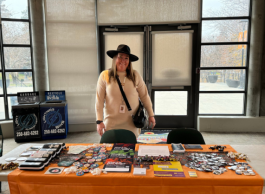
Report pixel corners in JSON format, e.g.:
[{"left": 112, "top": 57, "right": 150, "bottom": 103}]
[{"left": 107, "top": 50, "right": 139, "bottom": 62}]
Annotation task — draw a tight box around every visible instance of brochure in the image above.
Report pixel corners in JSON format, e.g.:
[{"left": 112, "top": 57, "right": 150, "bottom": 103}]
[
  {"left": 153, "top": 161, "right": 185, "bottom": 177},
  {"left": 109, "top": 143, "right": 135, "bottom": 158},
  {"left": 103, "top": 158, "right": 133, "bottom": 172}
]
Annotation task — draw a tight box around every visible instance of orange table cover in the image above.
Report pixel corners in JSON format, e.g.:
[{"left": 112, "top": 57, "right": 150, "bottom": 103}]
[{"left": 8, "top": 144, "right": 264, "bottom": 194}]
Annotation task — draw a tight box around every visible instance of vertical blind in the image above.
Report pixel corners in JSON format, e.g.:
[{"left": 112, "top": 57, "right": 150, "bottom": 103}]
[
  {"left": 98, "top": 0, "right": 201, "bottom": 25},
  {"left": 44, "top": 0, "right": 98, "bottom": 124}
]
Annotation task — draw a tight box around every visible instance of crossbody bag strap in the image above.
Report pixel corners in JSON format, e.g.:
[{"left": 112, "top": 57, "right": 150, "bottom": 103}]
[{"left": 116, "top": 75, "right": 132, "bottom": 111}]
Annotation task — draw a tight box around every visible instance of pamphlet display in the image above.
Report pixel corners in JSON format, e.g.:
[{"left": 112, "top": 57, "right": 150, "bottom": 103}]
[
  {"left": 103, "top": 158, "right": 133, "bottom": 172},
  {"left": 12, "top": 92, "right": 42, "bottom": 143},
  {"left": 153, "top": 161, "right": 185, "bottom": 177},
  {"left": 40, "top": 91, "right": 68, "bottom": 140},
  {"left": 104, "top": 143, "right": 135, "bottom": 172}
]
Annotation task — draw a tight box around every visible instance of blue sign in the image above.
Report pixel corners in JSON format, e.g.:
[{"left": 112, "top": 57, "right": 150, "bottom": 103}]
[
  {"left": 40, "top": 107, "right": 67, "bottom": 138},
  {"left": 45, "top": 91, "right": 66, "bottom": 101}
]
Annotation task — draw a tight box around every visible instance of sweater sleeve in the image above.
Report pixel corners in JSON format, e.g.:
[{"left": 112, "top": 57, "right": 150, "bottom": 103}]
[
  {"left": 135, "top": 70, "right": 155, "bottom": 117},
  {"left": 95, "top": 71, "right": 107, "bottom": 121}
]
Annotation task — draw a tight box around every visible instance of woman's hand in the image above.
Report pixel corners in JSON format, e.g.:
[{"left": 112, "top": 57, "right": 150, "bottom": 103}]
[
  {"left": 148, "top": 116, "right": 156, "bottom": 129},
  {"left": 97, "top": 122, "right": 105, "bottom": 136}
]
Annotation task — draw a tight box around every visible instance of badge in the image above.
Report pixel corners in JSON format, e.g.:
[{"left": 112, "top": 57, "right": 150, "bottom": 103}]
[{"left": 119, "top": 105, "right": 125, "bottom": 113}]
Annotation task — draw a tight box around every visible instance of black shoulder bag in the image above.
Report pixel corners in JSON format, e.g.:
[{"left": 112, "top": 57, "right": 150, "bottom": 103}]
[{"left": 116, "top": 75, "right": 147, "bottom": 128}]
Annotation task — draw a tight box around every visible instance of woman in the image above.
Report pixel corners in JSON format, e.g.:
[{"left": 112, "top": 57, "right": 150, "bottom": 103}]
[{"left": 96, "top": 44, "right": 156, "bottom": 138}]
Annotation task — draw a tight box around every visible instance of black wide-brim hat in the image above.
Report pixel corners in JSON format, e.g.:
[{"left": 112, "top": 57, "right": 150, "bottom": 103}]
[{"left": 106, "top": 44, "right": 139, "bottom": 62}]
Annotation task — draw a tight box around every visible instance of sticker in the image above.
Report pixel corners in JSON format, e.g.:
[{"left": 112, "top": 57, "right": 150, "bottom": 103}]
[
  {"left": 58, "top": 161, "right": 74, "bottom": 167},
  {"left": 45, "top": 167, "right": 64, "bottom": 174},
  {"left": 88, "top": 159, "right": 95, "bottom": 163},
  {"left": 83, "top": 169, "right": 89, "bottom": 173},
  {"left": 91, "top": 164, "right": 99, "bottom": 168},
  {"left": 76, "top": 171, "right": 84, "bottom": 176}
]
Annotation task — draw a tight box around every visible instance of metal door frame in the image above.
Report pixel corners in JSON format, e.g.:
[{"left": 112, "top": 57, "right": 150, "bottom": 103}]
[{"left": 98, "top": 24, "right": 199, "bottom": 129}]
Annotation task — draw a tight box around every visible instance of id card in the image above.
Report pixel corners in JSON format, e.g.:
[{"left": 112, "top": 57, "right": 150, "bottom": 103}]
[{"left": 119, "top": 105, "right": 125, "bottom": 113}]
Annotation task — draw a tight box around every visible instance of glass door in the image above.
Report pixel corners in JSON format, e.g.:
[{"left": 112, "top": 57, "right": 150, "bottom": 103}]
[
  {"left": 149, "top": 25, "right": 198, "bottom": 128},
  {"left": 99, "top": 25, "right": 198, "bottom": 129}
]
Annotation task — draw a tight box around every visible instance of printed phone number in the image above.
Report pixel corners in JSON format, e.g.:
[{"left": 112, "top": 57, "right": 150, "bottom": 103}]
[
  {"left": 16, "top": 131, "right": 39, "bottom": 137},
  {"left": 44, "top": 129, "right": 65, "bottom": 134}
]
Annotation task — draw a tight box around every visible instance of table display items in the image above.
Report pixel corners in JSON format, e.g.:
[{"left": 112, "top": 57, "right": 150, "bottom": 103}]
[
  {"left": 90, "top": 168, "right": 107, "bottom": 175},
  {"left": 40, "top": 91, "right": 68, "bottom": 140},
  {"left": 133, "top": 168, "right": 146, "bottom": 176},
  {"left": 184, "top": 144, "right": 203, "bottom": 150},
  {"left": 209, "top": 145, "right": 227, "bottom": 152},
  {"left": 183, "top": 152, "right": 255, "bottom": 176},
  {"left": 19, "top": 143, "right": 66, "bottom": 171},
  {"left": 172, "top": 143, "right": 185, "bottom": 153},
  {"left": 109, "top": 143, "right": 135, "bottom": 158},
  {"left": 103, "top": 158, "right": 133, "bottom": 172},
  {"left": 188, "top": 171, "right": 197, "bottom": 177},
  {"left": 0, "top": 162, "right": 19, "bottom": 170},
  {"left": 45, "top": 167, "right": 65, "bottom": 174},
  {"left": 12, "top": 92, "right": 42, "bottom": 143},
  {"left": 138, "top": 145, "right": 170, "bottom": 156},
  {"left": 153, "top": 161, "right": 185, "bottom": 177},
  {"left": 227, "top": 152, "right": 249, "bottom": 161},
  {"left": 227, "top": 162, "right": 256, "bottom": 176},
  {"left": 56, "top": 144, "right": 111, "bottom": 176},
  {"left": 103, "top": 143, "right": 135, "bottom": 172},
  {"left": 14, "top": 144, "right": 258, "bottom": 178}
]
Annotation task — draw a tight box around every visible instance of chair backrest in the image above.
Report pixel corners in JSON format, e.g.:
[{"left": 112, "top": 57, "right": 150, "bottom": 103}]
[
  {"left": 100, "top": 129, "right": 137, "bottom": 144},
  {"left": 167, "top": 128, "right": 205, "bottom": 144}
]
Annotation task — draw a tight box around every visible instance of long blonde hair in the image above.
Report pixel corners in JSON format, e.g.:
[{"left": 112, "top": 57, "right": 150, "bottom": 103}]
[{"left": 108, "top": 55, "right": 136, "bottom": 86}]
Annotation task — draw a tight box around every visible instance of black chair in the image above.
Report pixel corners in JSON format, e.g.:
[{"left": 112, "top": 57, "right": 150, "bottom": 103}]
[
  {"left": 0, "top": 125, "right": 3, "bottom": 193},
  {"left": 167, "top": 128, "right": 205, "bottom": 144},
  {"left": 100, "top": 129, "right": 137, "bottom": 144}
]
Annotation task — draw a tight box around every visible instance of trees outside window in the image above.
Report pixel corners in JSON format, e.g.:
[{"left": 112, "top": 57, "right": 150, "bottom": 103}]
[
  {"left": 0, "top": 0, "right": 34, "bottom": 120},
  {"left": 199, "top": 0, "right": 250, "bottom": 115}
]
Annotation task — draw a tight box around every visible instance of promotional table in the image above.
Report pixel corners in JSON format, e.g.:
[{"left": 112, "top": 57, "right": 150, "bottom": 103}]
[{"left": 1, "top": 144, "right": 264, "bottom": 194}]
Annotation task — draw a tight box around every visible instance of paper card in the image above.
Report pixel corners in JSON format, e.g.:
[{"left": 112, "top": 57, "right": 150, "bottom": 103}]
[
  {"left": 133, "top": 168, "right": 146, "bottom": 175},
  {"left": 188, "top": 171, "right": 197, "bottom": 178},
  {"left": 138, "top": 145, "right": 170, "bottom": 156}
]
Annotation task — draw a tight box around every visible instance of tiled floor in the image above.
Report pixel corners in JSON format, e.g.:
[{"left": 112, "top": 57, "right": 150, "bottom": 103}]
[{"left": 1, "top": 131, "right": 265, "bottom": 194}]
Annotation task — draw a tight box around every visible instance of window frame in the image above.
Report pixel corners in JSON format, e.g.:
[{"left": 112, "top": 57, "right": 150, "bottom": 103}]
[
  {"left": 0, "top": 0, "right": 35, "bottom": 120},
  {"left": 196, "top": 0, "right": 252, "bottom": 116}
]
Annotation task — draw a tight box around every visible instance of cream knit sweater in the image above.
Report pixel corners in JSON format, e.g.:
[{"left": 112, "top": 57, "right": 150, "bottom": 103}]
[{"left": 96, "top": 70, "right": 154, "bottom": 137}]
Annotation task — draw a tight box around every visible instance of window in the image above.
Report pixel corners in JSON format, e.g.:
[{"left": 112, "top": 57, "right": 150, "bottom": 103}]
[
  {"left": 0, "top": 0, "right": 34, "bottom": 120},
  {"left": 199, "top": 0, "right": 251, "bottom": 115}
]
